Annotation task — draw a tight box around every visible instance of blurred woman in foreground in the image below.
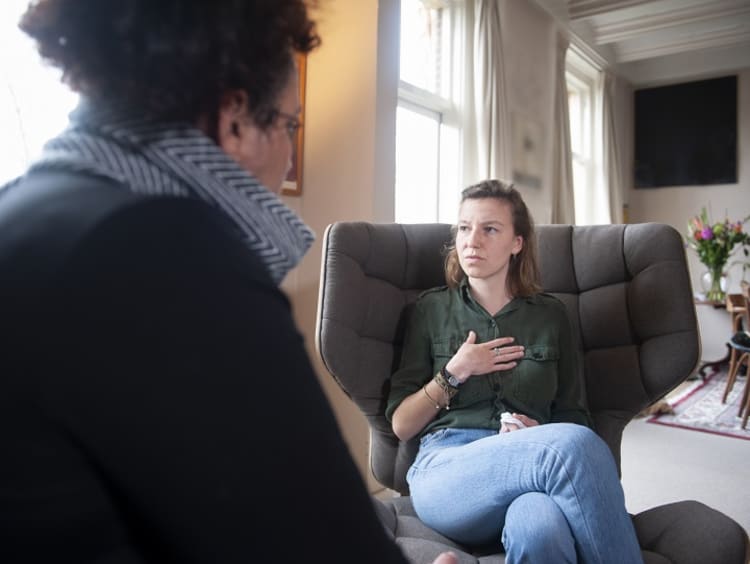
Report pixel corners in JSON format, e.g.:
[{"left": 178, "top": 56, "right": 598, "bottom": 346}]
[{"left": 0, "top": 1, "right": 455, "bottom": 562}]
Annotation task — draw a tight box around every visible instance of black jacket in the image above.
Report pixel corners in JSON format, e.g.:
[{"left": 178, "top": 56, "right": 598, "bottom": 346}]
[{"left": 0, "top": 170, "right": 407, "bottom": 563}]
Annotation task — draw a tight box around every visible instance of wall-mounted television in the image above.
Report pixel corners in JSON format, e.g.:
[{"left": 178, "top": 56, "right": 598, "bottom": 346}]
[{"left": 634, "top": 75, "right": 737, "bottom": 189}]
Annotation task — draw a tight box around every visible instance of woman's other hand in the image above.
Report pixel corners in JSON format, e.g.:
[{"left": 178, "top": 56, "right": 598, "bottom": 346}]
[{"left": 499, "top": 412, "right": 540, "bottom": 433}]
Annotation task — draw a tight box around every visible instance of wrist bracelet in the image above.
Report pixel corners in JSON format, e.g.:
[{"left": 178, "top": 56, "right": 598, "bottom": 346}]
[
  {"left": 434, "top": 371, "right": 459, "bottom": 399},
  {"left": 432, "top": 373, "right": 457, "bottom": 411},
  {"left": 422, "top": 385, "right": 442, "bottom": 410}
]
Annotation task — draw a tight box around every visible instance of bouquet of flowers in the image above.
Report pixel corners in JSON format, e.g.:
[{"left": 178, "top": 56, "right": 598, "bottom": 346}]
[{"left": 686, "top": 207, "right": 750, "bottom": 301}]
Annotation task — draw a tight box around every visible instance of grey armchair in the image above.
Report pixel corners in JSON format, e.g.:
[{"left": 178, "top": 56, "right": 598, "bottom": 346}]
[{"left": 315, "top": 221, "right": 749, "bottom": 564}]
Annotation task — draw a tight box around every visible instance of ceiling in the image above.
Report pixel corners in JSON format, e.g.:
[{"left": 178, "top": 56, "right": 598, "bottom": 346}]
[{"left": 537, "top": 0, "right": 750, "bottom": 85}]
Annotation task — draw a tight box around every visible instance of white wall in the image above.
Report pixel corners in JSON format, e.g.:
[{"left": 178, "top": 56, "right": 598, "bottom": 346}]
[
  {"left": 502, "top": 0, "right": 557, "bottom": 223},
  {"left": 280, "top": 0, "right": 391, "bottom": 492}
]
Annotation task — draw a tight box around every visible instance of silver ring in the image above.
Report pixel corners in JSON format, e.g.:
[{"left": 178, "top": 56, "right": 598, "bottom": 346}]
[{"left": 493, "top": 347, "right": 501, "bottom": 357}]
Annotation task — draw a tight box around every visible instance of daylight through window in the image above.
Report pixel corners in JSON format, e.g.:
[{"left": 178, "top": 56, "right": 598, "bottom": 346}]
[
  {"left": 0, "top": 0, "right": 78, "bottom": 185},
  {"left": 395, "top": 0, "right": 460, "bottom": 224}
]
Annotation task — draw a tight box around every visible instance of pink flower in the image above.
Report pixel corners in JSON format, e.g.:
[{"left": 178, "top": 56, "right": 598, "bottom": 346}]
[{"left": 700, "top": 226, "right": 713, "bottom": 240}]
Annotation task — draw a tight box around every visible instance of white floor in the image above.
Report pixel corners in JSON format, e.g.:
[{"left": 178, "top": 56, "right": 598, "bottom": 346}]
[{"left": 621, "top": 416, "right": 750, "bottom": 535}]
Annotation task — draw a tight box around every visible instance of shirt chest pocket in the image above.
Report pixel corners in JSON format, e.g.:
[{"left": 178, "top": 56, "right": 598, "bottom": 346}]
[
  {"left": 513, "top": 344, "right": 560, "bottom": 402},
  {"left": 524, "top": 345, "right": 558, "bottom": 362},
  {"left": 432, "top": 338, "right": 462, "bottom": 361}
]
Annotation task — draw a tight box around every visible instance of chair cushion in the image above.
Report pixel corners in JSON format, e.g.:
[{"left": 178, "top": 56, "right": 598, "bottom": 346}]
[
  {"left": 730, "top": 331, "right": 750, "bottom": 351},
  {"left": 377, "top": 497, "right": 749, "bottom": 564},
  {"left": 632, "top": 500, "right": 749, "bottom": 564}
]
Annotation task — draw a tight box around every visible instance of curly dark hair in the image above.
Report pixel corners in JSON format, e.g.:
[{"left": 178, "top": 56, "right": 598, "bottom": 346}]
[
  {"left": 444, "top": 179, "right": 542, "bottom": 297},
  {"left": 19, "top": 0, "right": 320, "bottom": 128}
]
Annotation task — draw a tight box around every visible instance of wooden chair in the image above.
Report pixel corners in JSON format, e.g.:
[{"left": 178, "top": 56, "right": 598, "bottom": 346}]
[
  {"left": 722, "top": 288, "right": 748, "bottom": 403},
  {"left": 725, "top": 281, "right": 750, "bottom": 428}
]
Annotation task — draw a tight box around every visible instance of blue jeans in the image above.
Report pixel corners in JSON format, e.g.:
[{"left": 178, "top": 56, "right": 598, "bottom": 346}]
[{"left": 406, "top": 424, "right": 643, "bottom": 564}]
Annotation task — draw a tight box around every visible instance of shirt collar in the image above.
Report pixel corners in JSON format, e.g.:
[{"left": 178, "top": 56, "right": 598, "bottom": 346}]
[{"left": 458, "top": 277, "right": 544, "bottom": 316}]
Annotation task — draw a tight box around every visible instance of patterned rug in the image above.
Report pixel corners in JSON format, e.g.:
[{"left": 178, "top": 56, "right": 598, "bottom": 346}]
[{"left": 648, "top": 369, "right": 750, "bottom": 440}]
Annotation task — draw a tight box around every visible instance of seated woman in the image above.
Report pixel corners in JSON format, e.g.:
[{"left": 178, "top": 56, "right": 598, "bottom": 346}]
[{"left": 386, "top": 179, "right": 643, "bottom": 564}]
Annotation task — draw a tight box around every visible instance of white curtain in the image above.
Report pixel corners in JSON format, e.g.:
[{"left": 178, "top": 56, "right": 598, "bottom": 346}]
[
  {"left": 602, "top": 71, "right": 623, "bottom": 223},
  {"left": 457, "top": 0, "right": 511, "bottom": 187},
  {"left": 550, "top": 31, "right": 575, "bottom": 224}
]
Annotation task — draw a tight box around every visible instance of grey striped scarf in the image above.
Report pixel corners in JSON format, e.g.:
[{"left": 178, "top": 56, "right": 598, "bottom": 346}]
[{"left": 24, "top": 100, "right": 314, "bottom": 285}]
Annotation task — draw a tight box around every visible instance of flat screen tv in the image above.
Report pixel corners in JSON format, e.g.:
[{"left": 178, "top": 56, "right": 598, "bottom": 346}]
[{"left": 634, "top": 75, "right": 737, "bottom": 188}]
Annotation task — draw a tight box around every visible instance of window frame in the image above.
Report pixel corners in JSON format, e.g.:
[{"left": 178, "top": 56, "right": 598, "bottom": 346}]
[
  {"left": 395, "top": 0, "right": 460, "bottom": 224},
  {"left": 566, "top": 47, "right": 604, "bottom": 225}
]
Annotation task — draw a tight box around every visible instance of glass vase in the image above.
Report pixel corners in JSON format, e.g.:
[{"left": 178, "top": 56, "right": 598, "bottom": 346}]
[{"left": 701, "top": 266, "right": 728, "bottom": 302}]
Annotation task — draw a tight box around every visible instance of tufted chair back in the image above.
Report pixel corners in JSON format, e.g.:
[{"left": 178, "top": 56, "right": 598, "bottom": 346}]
[
  {"left": 315, "top": 221, "right": 748, "bottom": 564},
  {"left": 316, "top": 221, "right": 698, "bottom": 491}
]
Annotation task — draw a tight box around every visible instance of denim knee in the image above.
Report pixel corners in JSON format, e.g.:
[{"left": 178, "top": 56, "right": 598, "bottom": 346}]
[
  {"left": 548, "top": 424, "right": 612, "bottom": 462},
  {"left": 502, "top": 492, "right": 576, "bottom": 564}
]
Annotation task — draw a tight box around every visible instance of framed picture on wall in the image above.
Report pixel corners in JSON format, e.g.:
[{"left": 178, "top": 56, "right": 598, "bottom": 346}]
[
  {"left": 282, "top": 54, "right": 307, "bottom": 197},
  {"left": 634, "top": 75, "right": 737, "bottom": 188}
]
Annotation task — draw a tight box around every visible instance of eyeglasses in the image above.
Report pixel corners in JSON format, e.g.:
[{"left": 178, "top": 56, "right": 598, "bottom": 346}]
[{"left": 272, "top": 109, "right": 302, "bottom": 140}]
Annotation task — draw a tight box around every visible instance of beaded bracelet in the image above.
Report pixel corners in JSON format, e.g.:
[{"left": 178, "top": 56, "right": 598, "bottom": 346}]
[{"left": 434, "top": 371, "right": 459, "bottom": 399}]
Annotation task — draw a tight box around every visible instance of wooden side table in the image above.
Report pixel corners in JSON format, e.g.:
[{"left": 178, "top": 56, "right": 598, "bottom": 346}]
[{"left": 695, "top": 294, "right": 745, "bottom": 379}]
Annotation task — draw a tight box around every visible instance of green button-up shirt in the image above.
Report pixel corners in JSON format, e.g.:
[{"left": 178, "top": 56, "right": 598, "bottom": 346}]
[{"left": 386, "top": 281, "right": 593, "bottom": 438}]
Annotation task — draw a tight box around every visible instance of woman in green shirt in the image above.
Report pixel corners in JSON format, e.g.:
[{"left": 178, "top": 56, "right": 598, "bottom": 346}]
[{"left": 386, "top": 179, "right": 642, "bottom": 564}]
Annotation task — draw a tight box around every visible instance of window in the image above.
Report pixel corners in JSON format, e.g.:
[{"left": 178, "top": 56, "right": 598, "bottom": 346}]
[
  {"left": 395, "top": 0, "right": 459, "bottom": 224},
  {"left": 566, "top": 47, "right": 606, "bottom": 225},
  {"left": 1, "top": 0, "right": 79, "bottom": 185}
]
